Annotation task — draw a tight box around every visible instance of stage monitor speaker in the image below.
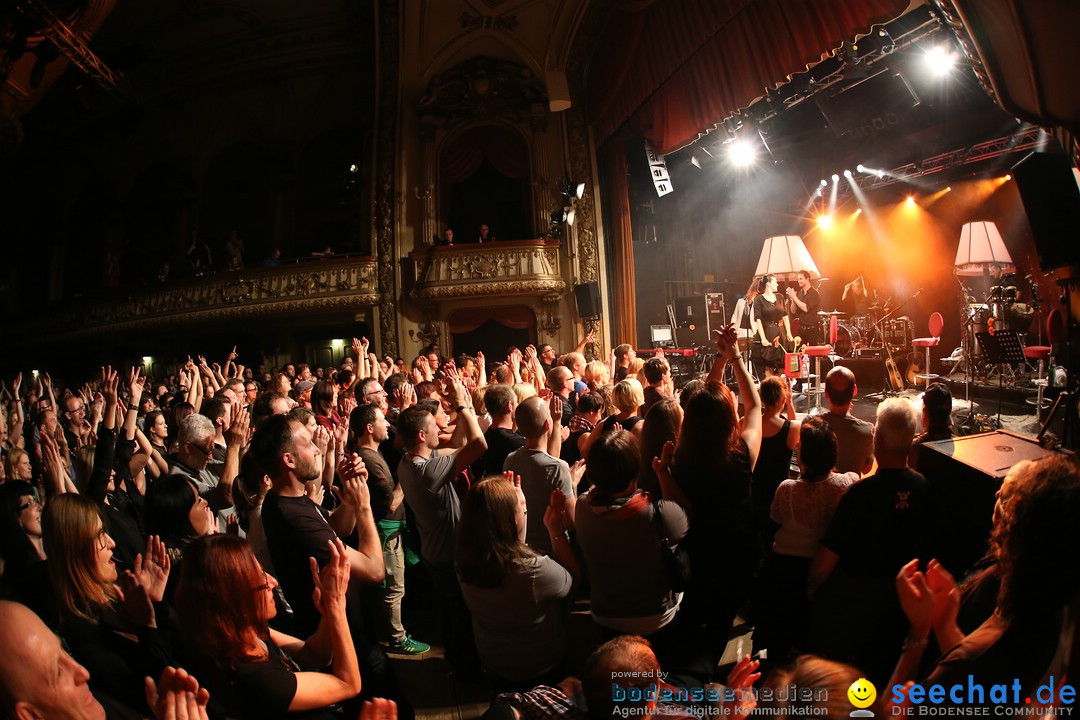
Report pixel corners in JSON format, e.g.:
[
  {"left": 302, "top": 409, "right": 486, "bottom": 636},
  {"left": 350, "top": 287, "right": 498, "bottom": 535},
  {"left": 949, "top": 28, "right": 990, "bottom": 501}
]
[
  {"left": 833, "top": 357, "right": 884, "bottom": 392},
  {"left": 673, "top": 295, "right": 710, "bottom": 347},
  {"left": 918, "top": 430, "right": 1059, "bottom": 576},
  {"left": 1012, "top": 151, "right": 1080, "bottom": 271},
  {"left": 574, "top": 281, "right": 601, "bottom": 318}
]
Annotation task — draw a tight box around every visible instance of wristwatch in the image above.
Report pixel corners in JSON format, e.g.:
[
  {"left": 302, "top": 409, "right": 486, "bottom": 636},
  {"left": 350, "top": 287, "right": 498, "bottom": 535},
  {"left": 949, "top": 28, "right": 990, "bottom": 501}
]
[{"left": 455, "top": 404, "right": 467, "bottom": 414}]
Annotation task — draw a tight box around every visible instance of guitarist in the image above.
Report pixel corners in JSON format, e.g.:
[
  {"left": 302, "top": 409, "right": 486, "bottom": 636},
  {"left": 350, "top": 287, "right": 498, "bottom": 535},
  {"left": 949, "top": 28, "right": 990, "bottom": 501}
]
[
  {"left": 786, "top": 270, "right": 822, "bottom": 346},
  {"left": 753, "top": 275, "right": 798, "bottom": 377}
]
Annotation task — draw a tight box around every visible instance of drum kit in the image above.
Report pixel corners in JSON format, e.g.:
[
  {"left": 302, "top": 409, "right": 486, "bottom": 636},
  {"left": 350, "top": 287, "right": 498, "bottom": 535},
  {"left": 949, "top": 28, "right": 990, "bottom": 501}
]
[
  {"left": 953, "top": 274, "right": 1041, "bottom": 381},
  {"left": 817, "top": 301, "right": 909, "bottom": 358}
]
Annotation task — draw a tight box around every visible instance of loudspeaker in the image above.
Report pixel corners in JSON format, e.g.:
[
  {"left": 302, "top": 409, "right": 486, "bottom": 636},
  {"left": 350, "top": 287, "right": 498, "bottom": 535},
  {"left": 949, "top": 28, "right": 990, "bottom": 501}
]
[
  {"left": 833, "top": 357, "right": 884, "bottom": 391},
  {"left": 918, "top": 431, "right": 1058, "bottom": 575},
  {"left": 672, "top": 295, "right": 710, "bottom": 347},
  {"left": 1012, "top": 151, "right": 1080, "bottom": 271},
  {"left": 574, "top": 281, "right": 601, "bottom": 318}
]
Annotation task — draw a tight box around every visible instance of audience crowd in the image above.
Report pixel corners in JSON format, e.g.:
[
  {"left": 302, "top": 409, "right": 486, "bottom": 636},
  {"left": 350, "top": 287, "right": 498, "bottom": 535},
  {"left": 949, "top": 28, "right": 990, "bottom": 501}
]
[{"left": 0, "top": 327, "right": 1077, "bottom": 720}]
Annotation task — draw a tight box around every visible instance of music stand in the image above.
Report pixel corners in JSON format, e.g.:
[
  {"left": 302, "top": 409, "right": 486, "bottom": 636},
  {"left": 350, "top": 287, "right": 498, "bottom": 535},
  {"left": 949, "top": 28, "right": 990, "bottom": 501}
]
[{"left": 976, "top": 331, "right": 1025, "bottom": 425}]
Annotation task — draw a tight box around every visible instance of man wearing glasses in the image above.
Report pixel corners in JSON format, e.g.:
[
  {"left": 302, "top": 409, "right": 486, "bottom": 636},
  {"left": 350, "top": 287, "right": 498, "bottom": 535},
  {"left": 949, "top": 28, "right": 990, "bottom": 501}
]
[
  {"left": 61, "top": 394, "right": 89, "bottom": 453},
  {"left": 167, "top": 414, "right": 239, "bottom": 519}
]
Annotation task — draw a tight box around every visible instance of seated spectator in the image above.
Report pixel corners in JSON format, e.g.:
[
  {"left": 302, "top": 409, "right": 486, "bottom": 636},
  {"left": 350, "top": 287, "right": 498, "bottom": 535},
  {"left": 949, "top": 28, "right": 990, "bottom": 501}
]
[
  {"left": 751, "top": 376, "right": 799, "bottom": 552},
  {"left": 456, "top": 475, "right": 578, "bottom": 687},
  {"left": 0, "top": 600, "right": 212, "bottom": 720},
  {"left": 575, "top": 430, "right": 687, "bottom": 655},
  {"left": 891, "top": 455, "right": 1080, "bottom": 705},
  {"left": 820, "top": 367, "right": 874, "bottom": 476},
  {"left": 503, "top": 397, "right": 578, "bottom": 555},
  {"left": 810, "top": 397, "right": 927, "bottom": 683},
  {"left": 42, "top": 494, "right": 176, "bottom": 715},
  {"left": 754, "top": 417, "right": 857, "bottom": 666},
  {"left": 176, "top": 535, "right": 361, "bottom": 719}
]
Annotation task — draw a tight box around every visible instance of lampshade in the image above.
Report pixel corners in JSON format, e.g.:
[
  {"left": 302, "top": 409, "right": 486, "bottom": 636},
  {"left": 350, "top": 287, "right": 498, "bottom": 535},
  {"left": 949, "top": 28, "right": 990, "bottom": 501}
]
[
  {"left": 954, "top": 221, "right": 1015, "bottom": 276},
  {"left": 754, "top": 235, "right": 819, "bottom": 281}
]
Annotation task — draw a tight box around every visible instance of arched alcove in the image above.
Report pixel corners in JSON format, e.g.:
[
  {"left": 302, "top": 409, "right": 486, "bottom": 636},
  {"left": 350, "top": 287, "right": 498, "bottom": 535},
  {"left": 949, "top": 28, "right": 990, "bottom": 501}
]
[
  {"left": 439, "top": 123, "right": 531, "bottom": 240},
  {"left": 448, "top": 305, "right": 537, "bottom": 359}
]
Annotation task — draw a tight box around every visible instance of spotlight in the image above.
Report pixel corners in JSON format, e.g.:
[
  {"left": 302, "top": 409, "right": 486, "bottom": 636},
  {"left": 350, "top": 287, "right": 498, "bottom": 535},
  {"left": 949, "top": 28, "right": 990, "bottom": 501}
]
[
  {"left": 817, "top": 214, "right": 833, "bottom": 230},
  {"left": 924, "top": 45, "right": 956, "bottom": 77},
  {"left": 906, "top": 195, "right": 916, "bottom": 207},
  {"left": 142, "top": 356, "right": 152, "bottom": 365},
  {"left": 566, "top": 208, "right": 576, "bottom": 226},
  {"left": 876, "top": 170, "right": 885, "bottom": 178},
  {"left": 820, "top": 179, "right": 828, "bottom": 188},
  {"left": 831, "top": 174, "right": 840, "bottom": 183},
  {"left": 853, "top": 208, "right": 862, "bottom": 216},
  {"left": 1004, "top": 174, "right": 1012, "bottom": 181},
  {"left": 843, "top": 169, "right": 853, "bottom": 178},
  {"left": 574, "top": 182, "right": 585, "bottom": 199},
  {"left": 728, "top": 140, "right": 757, "bottom": 167},
  {"left": 348, "top": 164, "right": 359, "bottom": 173},
  {"left": 856, "top": 164, "right": 866, "bottom": 173},
  {"left": 690, "top": 155, "right": 702, "bottom": 169},
  {"left": 945, "top": 187, "right": 952, "bottom": 193}
]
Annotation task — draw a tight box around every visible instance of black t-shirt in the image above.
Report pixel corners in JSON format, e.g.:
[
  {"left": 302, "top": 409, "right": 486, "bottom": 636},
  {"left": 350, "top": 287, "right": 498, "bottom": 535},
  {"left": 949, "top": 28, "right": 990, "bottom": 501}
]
[
  {"left": 753, "top": 294, "right": 785, "bottom": 341},
  {"left": 358, "top": 447, "right": 404, "bottom": 522},
  {"left": 210, "top": 639, "right": 336, "bottom": 720},
  {"left": 261, "top": 493, "right": 341, "bottom": 635},
  {"left": 473, "top": 427, "right": 525, "bottom": 480},
  {"left": 822, "top": 467, "right": 930, "bottom": 578},
  {"left": 795, "top": 287, "right": 821, "bottom": 340}
]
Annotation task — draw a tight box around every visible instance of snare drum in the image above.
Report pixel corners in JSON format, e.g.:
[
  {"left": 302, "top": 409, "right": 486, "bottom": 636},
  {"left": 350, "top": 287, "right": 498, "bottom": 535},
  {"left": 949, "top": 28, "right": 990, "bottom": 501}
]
[{"left": 833, "top": 324, "right": 862, "bottom": 357}]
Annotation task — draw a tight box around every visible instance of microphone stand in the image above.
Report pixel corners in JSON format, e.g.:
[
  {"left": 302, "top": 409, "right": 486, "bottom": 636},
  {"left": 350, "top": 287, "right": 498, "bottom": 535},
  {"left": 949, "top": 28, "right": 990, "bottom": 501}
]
[{"left": 866, "top": 290, "right": 921, "bottom": 399}]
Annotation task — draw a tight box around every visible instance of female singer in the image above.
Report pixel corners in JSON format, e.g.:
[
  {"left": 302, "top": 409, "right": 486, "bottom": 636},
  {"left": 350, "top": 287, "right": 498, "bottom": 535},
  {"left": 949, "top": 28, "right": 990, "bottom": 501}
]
[{"left": 753, "top": 275, "right": 796, "bottom": 376}]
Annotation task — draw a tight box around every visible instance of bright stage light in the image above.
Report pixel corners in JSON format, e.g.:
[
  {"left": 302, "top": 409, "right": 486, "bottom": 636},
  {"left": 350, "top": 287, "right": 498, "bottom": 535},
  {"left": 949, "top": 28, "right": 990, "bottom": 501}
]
[
  {"left": 817, "top": 214, "right": 833, "bottom": 230},
  {"left": 831, "top": 174, "right": 840, "bottom": 183},
  {"left": 728, "top": 140, "right": 757, "bottom": 167},
  {"left": 1004, "top": 174, "right": 1012, "bottom": 181},
  {"left": 906, "top": 195, "right": 916, "bottom": 207},
  {"left": 856, "top": 164, "right": 866, "bottom": 173},
  {"left": 924, "top": 45, "right": 956, "bottom": 77},
  {"left": 843, "top": 169, "right": 853, "bottom": 178},
  {"left": 853, "top": 208, "right": 862, "bottom": 216},
  {"left": 945, "top": 187, "right": 952, "bottom": 193},
  {"left": 820, "top": 179, "right": 828, "bottom": 188}
]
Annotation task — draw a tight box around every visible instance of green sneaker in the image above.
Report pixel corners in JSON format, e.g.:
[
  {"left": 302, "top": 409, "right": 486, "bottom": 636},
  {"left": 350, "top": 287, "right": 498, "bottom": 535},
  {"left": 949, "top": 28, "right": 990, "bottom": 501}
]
[{"left": 388, "top": 636, "right": 431, "bottom": 655}]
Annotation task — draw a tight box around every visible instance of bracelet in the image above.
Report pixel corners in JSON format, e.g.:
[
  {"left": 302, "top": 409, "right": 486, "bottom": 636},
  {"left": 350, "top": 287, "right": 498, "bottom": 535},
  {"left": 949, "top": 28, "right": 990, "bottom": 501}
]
[
  {"left": 902, "top": 635, "right": 929, "bottom": 651},
  {"left": 455, "top": 404, "right": 467, "bottom": 414},
  {"left": 550, "top": 531, "right": 569, "bottom": 543}
]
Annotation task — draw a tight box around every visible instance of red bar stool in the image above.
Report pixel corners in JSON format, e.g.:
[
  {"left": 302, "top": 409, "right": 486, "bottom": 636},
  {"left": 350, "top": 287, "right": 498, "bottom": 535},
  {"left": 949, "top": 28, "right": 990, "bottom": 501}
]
[
  {"left": 804, "top": 345, "right": 832, "bottom": 412},
  {"left": 1026, "top": 309, "right": 1064, "bottom": 419},
  {"left": 912, "top": 312, "right": 944, "bottom": 387}
]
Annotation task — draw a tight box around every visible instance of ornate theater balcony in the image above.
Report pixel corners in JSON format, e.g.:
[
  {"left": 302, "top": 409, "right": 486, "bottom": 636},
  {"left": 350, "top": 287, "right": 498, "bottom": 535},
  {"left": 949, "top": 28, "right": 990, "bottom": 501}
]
[
  {"left": 411, "top": 239, "right": 566, "bottom": 301},
  {"left": 41, "top": 257, "right": 380, "bottom": 339}
]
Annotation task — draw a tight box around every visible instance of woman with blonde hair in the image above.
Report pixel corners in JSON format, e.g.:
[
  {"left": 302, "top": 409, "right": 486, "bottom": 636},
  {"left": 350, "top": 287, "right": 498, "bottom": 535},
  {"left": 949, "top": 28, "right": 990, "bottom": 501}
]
[
  {"left": 581, "top": 378, "right": 645, "bottom": 459},
  {"left": 43, "top": 493, "right": 175, "bottom": 714}
]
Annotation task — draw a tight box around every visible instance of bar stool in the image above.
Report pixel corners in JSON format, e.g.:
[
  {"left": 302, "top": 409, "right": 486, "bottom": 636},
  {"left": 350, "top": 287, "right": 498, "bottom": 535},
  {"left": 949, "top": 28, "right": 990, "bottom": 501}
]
[
  {"left": 912, "top": 312, "right": 944, "bottom": 387},
  {"left": 1025, "top": 309, "right": 1064, "bottom": 419},
  {"left": 804, "top": 345, "right": 832, "bottom": 413}
]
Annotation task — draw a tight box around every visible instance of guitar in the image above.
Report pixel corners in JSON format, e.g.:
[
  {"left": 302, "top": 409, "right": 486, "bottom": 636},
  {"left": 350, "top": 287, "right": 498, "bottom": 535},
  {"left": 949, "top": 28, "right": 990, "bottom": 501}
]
[
  {"left": 905, "top": 352, "right": 924, "bottom": 386},
  {"left": 886, "top": 353, "right": 905, "bottom": 391}
]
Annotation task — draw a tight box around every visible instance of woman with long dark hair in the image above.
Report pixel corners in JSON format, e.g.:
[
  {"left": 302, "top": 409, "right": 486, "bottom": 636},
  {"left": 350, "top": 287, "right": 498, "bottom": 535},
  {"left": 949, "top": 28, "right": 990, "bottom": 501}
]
[
  {"left": 672, "top": 324, "right": 761, "bottom": 666},
  {"left": 176, "top": 534, "right": 361, "bottom": 719},
  {"left": 752, "top": 275, "right": 795, "bottom": 376},
  {"left": 455, "top": 473, "right": 578, "bottom": 687}
]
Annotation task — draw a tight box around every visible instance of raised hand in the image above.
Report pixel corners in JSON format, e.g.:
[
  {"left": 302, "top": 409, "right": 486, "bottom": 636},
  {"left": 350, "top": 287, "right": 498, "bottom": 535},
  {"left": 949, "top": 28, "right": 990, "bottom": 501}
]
[
  {"left": 310, "top": 538, "right": 351, "bottom": 614},
  {"left": 548, "top": 395, "right": 563, "bottom": 426},
  {"left": 128, "top": 366, "right": 145, "bottom": 407},
  {"left": 311, "top": 424, "right": 331, "bottom": 457},
  {"left": 544, "top": 488, "right": 570, "bottom": 537},
  {"left": 145, "top": 667, "right": 211, "bottom": 720},
  {"left": 132, "top": 535, "right": 171, "bottom": 602},
  {"left": 333, "top": 421, "right": 349, "bottom": 452},
  {"left": 569, "top": 459, "right": 586, "bottom": 490},
  {"left": 651, "top": 440, "right": 675, "bottom": 478},
  {"left": 725, "top": 655, "right": 761, "bottom": 717},
  {"left": 118, "top": 571, "right": 156, "bottom": 627},
  {"left": 713, "top": 324, "right": 739, "bottom": 362},
  {"left": 525, "top": 345, "right": 537, "bottom": 361},
  {"left": 100, "top": 366, "right": 120, "bottom": 405},
  {"left": 228, "top": 346, "right": 238, "bottom": 363},
  {"left": 359, "top": 698, "right": 398, "bottom": 720},
  {"left": 225, "top": 406, "right": 250, "bottom": 448},
  {"left": 12, "top": 372, "right": 22, "bottom": 397}
]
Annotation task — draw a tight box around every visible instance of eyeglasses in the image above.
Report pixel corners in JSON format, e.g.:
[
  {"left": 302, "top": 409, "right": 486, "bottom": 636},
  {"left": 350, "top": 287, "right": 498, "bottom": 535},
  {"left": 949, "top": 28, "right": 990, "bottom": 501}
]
[
  {"left": 17, "top": 498, "right": 41, "bottom": 512},
  {"left": 190, "top": 442, "right": 213, "bottom": 457},
  {"left": 365, "top": 388, "right": 387, "bottom": 397},
  {"left": 95, "top": 527, "right": 110, "bottom": 551},
  {"left": 254, "top": 571, "right": 273, "bottom": 593}
]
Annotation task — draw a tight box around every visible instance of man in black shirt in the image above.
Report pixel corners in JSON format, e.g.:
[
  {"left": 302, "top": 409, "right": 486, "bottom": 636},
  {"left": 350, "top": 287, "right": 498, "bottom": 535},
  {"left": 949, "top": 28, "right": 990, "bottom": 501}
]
[
  {"left": 785, "top": 269, "right": 821, "bottom": 346},
  {"left": 253, "top": 415, "right": 412, "bottom": 717},
  {"left": 473, "top": 384, "right": 525, "bottom": 479},
  {"left": 351, "top": 403, "right": 429, "bottom": 656},
  {"left": 810, "top": 396, "right": 929, "bottom": 683}
]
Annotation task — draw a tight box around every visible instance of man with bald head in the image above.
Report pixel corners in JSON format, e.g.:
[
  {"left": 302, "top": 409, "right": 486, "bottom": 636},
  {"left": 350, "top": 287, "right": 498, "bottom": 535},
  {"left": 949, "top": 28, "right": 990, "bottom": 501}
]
[
  {"left": 821, "top": 366, "right": 874, "bottom": 475},
  {"left": 0, "top": 601, "right": 209, "bottom": 720}
]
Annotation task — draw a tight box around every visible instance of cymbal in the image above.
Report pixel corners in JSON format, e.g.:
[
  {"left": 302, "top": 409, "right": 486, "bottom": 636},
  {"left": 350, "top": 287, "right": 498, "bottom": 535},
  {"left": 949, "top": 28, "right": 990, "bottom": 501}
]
[{"left": 818, "top": 310, "right": 848, "bottom": 316}]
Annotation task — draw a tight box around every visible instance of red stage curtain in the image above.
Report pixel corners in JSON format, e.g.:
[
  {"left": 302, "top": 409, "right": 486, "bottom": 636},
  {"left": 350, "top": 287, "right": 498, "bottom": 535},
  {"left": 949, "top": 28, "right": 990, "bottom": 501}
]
[
  {"left": 587, "top": 0, "right": 909, "bottom": 154},
  {"left": 440, "top": 124, "right": 530, "bottom": 184},
  {"left": 601, "top": 142, "right": 639, "bottom": 347},
  {"left": 446, "top": 305, "right": 535, "bottom": 335}
]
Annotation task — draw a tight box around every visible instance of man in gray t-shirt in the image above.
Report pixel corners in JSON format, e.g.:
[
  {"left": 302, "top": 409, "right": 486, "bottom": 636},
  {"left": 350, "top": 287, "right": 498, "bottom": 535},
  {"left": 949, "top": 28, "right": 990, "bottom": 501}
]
[{"left": 822, "top": 366, "right": 874, "bottom": 476}]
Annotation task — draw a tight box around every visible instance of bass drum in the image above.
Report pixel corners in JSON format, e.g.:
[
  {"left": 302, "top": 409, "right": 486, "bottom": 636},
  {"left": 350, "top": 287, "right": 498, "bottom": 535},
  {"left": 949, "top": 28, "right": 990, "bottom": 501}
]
[{"left": 834, "top": 324, "right": 862, "bottom": 357}]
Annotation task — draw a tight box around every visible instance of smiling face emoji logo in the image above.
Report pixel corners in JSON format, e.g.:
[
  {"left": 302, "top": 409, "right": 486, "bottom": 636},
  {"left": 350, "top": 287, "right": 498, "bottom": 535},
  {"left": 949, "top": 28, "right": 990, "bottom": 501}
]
[{"left": 848, "top": 678, "right": 876, "bottom": 717}]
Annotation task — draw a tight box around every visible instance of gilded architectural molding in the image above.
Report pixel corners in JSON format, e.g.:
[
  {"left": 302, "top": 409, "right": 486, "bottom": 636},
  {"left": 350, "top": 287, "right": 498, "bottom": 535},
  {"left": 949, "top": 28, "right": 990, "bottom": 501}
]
[
  {"left": 375, "top": 0, "right": 401, "bottom": 357},
  {"left": 28, "top": 259, "right": 380, "bottom": 339},
  {"left": 411, "top": 241, "right": 566, "bottom": 301},
  {"left": 417, "top": 56, "right": 547, "bottom": 129}
]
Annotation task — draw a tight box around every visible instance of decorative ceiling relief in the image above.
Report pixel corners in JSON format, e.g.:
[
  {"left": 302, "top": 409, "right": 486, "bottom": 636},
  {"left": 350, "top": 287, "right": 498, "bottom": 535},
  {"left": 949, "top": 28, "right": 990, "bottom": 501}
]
[
  {"left": 458, "top": 12, "right": 519, "bottom": 31},
  {"left": 417, "top": 56, "right": 546, "bottom": 127}
]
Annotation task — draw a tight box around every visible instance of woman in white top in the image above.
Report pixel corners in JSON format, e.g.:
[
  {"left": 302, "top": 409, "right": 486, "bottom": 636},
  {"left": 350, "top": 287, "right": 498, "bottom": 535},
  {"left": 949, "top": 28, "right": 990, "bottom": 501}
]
[{"left": 754, "top": 416, "right": 856, "bottom": 665}]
